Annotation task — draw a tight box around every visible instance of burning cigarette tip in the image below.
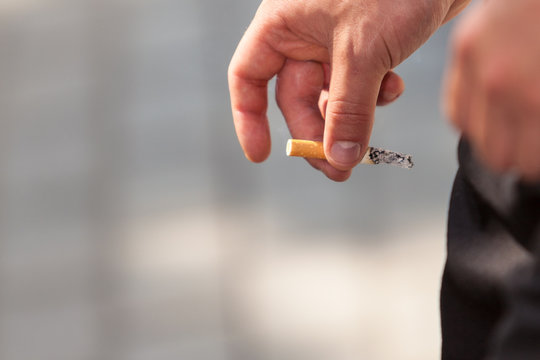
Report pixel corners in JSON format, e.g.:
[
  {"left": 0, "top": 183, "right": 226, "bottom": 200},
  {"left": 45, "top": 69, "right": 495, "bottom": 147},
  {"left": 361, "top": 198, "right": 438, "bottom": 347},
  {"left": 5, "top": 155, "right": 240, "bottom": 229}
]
[{"left": 365, "top": 147, "right": 414, "bottom": 169}]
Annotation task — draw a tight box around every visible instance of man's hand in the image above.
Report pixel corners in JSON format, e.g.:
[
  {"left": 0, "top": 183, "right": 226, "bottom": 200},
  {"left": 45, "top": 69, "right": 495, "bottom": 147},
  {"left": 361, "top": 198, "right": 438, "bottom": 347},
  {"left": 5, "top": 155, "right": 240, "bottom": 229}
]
[
  {"left": 445, "top": 0, "right": 540, "bottom": 182},
  {"left": 229, "top": 0, "right": 469, "bottom": 181}
]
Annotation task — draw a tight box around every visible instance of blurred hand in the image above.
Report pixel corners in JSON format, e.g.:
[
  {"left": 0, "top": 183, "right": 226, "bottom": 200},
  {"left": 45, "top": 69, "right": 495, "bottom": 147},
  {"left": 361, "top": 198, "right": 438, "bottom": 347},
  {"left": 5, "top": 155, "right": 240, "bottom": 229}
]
[
  {"left": 445, "top": 0, "right": 540, "bottom": 182},
  {"left": 229, "top": 0, "right": 469, "bottom": 181}
]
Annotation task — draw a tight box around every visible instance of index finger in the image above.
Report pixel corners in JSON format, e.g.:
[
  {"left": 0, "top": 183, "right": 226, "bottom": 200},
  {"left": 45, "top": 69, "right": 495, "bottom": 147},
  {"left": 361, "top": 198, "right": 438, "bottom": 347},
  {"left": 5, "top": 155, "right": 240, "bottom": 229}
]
[{"left": 228, "top": 24, "right": 285, "bottom": 162}]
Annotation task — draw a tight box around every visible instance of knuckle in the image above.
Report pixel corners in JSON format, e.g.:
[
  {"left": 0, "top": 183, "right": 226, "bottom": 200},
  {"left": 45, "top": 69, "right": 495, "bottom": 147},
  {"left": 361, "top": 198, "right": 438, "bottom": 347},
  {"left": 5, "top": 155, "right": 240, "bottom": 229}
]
[
  {"left": 450, "top": 12, "right": 483, "bottom": 64},
  {"left": 481, "top": 60, "right": 512, "bottom": 97},
  {"left": 481, "top": 62, "right": 540, "bottom": 112},
  {"left": 227, "top": 60, "right": 243, "bottom": 84},
  {"left": 327, "top": 99, "right": 372, "bottom": 126},
  {"left": 452, "top": 28, "right": 476, "bottom": 63}
]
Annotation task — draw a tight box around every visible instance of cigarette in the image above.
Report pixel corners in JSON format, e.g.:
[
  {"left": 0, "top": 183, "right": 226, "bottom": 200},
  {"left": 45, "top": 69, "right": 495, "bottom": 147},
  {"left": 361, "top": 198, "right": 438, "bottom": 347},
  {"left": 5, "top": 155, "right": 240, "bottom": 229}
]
[{"left": 286, "top": 139, "right": 414, "bottom": 169}]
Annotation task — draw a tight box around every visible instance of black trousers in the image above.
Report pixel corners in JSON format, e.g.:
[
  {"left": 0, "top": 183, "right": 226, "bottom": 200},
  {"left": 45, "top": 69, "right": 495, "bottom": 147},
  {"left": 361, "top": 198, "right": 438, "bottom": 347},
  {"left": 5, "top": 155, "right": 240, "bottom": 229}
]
[{"left": 441, "top": 140, "right": 540, "bottom": 360}]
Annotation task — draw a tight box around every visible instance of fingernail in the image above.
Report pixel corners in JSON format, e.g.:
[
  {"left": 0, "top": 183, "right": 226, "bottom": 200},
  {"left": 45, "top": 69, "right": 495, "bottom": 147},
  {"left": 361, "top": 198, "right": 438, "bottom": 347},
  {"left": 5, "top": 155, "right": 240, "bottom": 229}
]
[
  {"left": 330, "top": 141, "right": 361, "bottom": 165},
  {"left": 382, "top": 91, "right": 399, "bottom": 102}
]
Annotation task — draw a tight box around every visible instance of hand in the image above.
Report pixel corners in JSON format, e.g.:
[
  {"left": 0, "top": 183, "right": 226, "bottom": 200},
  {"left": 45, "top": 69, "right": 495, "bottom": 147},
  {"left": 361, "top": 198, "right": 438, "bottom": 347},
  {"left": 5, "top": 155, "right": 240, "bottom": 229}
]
[
  {"left": 229, "top": 0, "right": 469, "bottom": 181},
  {"left": 445, "top": 0, "right": 540, "bottom": 182}
]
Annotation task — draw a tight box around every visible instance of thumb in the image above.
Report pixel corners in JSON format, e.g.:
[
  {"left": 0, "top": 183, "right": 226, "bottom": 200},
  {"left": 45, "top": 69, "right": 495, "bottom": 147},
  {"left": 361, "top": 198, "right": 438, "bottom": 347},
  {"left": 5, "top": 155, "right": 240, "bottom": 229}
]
[{"left": 324, "top": 43, "right": 386, "bottom": 170}]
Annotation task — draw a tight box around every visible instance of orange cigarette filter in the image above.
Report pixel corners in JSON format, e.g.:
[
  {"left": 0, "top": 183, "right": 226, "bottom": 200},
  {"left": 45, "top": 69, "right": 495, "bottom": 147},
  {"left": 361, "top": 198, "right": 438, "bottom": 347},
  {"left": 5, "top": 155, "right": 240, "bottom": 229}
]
[
  {"left": 286, "top": 139, "right": 326, "bottom": 159},
  {"left": 286, "top": 139, "right": 414, "bottom": 169}
]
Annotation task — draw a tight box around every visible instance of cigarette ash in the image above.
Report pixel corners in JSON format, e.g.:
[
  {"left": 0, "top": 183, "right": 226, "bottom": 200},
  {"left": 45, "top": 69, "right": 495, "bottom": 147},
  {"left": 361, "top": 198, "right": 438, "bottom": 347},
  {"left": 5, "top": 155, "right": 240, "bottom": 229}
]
[{"left": 368, "top": 147, "right": 414, "bottom": 169}]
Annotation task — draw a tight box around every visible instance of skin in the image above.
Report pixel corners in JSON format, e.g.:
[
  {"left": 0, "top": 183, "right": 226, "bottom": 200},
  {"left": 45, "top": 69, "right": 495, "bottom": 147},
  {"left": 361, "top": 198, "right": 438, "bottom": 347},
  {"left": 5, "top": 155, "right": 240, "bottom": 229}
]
[
  {"left": 444, "top": 0, "right": 540, "bottom": 182},
  {"left": 228, "top": 0, "right": 470, "bottom": 181}
]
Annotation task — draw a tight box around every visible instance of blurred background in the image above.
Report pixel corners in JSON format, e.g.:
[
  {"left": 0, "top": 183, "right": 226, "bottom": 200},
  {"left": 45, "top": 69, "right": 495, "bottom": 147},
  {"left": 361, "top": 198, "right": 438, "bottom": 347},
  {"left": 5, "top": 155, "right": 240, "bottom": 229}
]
[{"left": 0, "top": 0, "right": 462, "bottom": 359}]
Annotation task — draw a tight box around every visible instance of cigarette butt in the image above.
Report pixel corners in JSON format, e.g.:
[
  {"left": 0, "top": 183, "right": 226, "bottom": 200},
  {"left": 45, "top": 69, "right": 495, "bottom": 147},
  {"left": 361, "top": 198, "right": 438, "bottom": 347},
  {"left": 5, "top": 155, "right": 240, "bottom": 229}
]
[
  {"left": 286, "top": 139, "right": 414, "bottom": 169},
  {"left": 286, "top": 139, "right": 326, "bottom": 159}
]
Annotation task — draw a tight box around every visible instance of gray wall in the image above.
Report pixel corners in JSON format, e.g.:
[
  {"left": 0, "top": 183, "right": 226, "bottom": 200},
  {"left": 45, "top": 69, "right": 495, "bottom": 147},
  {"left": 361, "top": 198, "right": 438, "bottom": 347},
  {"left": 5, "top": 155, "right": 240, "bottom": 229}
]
[{"left": 0, "top": 1, "right": 462, "bottom": 359}]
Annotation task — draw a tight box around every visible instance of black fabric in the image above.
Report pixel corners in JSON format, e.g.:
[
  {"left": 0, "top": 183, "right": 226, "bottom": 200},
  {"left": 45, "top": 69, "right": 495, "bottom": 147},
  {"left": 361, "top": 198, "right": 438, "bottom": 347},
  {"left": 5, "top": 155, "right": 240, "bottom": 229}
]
[{"left": 441, "top": 139, "right": 540, "bottom": 360}]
